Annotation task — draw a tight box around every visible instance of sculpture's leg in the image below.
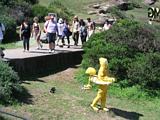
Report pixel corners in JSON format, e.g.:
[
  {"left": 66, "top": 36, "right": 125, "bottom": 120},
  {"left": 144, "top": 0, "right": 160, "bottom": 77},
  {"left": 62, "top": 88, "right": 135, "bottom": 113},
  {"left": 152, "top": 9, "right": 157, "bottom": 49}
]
[
  {"left": 90, "top": 89, "right": 102, "bottom": 111},
  {"left": 101, "top": 89, "right": 109, "bottom": 111}
]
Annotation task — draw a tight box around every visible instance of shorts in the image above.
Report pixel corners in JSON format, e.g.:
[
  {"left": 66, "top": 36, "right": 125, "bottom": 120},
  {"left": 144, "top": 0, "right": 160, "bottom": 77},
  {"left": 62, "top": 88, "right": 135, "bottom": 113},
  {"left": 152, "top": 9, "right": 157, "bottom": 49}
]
[{"left": 47, "top": 33, "right": 56, "bottom": 43}]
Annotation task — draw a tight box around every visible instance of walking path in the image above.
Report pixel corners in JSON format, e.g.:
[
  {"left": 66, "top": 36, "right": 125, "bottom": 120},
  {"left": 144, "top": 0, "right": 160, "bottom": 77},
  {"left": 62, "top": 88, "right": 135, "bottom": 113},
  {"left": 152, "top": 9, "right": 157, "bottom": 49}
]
[{"left": 4, "top": 37, "right": 83, "bottom": 59}]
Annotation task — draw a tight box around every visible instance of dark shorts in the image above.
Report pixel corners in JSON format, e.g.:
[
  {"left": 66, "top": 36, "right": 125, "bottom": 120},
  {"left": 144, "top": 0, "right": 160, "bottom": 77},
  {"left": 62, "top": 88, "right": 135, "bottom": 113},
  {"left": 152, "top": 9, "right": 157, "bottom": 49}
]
[{"left": 47, "top": 33, "right": 56, "bottom": 43}]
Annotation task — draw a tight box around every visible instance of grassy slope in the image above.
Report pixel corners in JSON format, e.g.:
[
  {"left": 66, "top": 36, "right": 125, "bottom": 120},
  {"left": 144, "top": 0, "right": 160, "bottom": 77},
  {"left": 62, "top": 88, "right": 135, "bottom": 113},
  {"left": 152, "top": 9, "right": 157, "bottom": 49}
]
[
  {"left": 39, "top": 0, "right": 106, "bottom": 19},
  {"left": 1, "top": 68, "right": 160, "bottom": 120}
]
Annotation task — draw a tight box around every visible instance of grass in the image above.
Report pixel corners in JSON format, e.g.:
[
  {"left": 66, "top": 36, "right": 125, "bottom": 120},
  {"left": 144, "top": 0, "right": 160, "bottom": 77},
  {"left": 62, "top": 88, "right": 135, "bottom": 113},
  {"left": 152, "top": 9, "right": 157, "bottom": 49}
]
[
  {"left": 39, "top": 0, "right": 107, "bottom": 19},
  {"left": 1, "top": 68, "right": 160, "bottom": 120}
]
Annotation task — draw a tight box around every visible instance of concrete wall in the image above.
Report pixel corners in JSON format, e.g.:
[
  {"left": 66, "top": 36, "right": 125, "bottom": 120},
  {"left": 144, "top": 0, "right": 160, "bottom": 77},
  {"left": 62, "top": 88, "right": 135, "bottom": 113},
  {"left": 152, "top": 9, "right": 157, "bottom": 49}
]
[{"left": 8, "top": 51, "right": 83, "bottom": 78}]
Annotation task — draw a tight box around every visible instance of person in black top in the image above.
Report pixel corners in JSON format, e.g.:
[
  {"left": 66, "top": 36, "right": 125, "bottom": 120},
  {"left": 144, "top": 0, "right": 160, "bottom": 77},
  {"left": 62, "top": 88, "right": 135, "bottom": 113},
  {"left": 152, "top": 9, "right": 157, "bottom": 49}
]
[{"left": 20, "top": 18, "right": 31, "bottom": 52}]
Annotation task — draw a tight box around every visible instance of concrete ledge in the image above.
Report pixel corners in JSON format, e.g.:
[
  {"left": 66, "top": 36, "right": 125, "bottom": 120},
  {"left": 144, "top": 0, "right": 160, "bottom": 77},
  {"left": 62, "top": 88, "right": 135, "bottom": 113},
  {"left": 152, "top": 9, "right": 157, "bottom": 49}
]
[{"left": 7, "top": 50, "right": 83, "bottom": 78}]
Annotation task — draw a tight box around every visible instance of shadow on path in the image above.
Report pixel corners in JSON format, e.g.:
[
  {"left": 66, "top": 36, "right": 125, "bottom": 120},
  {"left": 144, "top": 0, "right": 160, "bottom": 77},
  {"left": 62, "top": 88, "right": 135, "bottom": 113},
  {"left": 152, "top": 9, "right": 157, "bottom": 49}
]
[{"left": 110, "top": 108, "right": 143, "bottom": 120}]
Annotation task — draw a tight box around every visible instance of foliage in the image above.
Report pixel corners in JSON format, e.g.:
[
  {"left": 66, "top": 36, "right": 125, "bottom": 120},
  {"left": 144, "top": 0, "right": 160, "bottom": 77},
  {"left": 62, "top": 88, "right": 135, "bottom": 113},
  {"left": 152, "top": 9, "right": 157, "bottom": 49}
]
[
  {"left": 80, "top": 19, "right": 160, "bottom": 95},
  {"left": 31, "top": 5, "right": 48, "bottom": 22},
  {"left": 0, "top": 13, "right": 18, "bottom": 43},
  {"left": 0, "top": 60, "right": 22, "bottom": 104},
  {"left": 48, "top": 0, "right": 74, "bottom": 21},
  {"left": 127, "top": 53, "right": 160, "bottom": 95},
  {"left": 106, "top": 7, "right": 127, "bottom": 19}
]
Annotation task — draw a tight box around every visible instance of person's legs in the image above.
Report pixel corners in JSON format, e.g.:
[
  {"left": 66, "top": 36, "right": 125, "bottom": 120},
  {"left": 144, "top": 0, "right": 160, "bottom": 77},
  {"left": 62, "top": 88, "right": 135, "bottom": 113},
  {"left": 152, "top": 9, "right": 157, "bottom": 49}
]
[
  {"left": 75, "top": 32, "right": 79, "bottom": 46},
  {"left": 23, "top": 37, "right": 26, "bottom": 51},
  {"left": 26, "top": 38, "right": 30, "bottom": 51},
  {"left": 73, "top": 33, "right": 76, "bottom": 45},
  {"left": 67, "top": 36, "right": 70, "bottom": 48}
]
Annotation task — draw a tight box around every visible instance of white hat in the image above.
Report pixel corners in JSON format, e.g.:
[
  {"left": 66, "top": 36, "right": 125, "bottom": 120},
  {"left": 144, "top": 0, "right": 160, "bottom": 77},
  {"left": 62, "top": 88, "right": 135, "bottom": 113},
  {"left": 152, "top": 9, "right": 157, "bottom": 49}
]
[{"left": 58, "top": 18, "right": 63, "bottom": 23}]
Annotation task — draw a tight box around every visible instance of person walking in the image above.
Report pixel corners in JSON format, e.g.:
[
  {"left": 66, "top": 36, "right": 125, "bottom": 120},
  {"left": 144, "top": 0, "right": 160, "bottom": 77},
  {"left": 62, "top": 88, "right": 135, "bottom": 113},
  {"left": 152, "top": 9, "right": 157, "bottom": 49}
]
[
  {"left": 57, "top": 18, "right": 65, "bottom": 47},
  {"left": 0, "top": 22, "right": 5, "bottom": 43},
  {"left": 62, "top": 19, "right": 72, "bottom": 48},
  {"left": 79, "top": 19, "right": 87, "bottom": 46},
  {"left": 44, "top": 15, "right": 58, "bottom": 53},
  {"left": 0, "top": 22, "right": 5, "bottom": 58},
  {"left": 72, "top": 16, "right": 80, "bottom": 46},
  {"left": 20, "top": 18, "right": 31, "bottom": 52},
  {"left": 87, "top": 18, "right": 95, "bottom": 38},
  {"left": 32, "top": 17, "right": 42, "bottom": 49}
]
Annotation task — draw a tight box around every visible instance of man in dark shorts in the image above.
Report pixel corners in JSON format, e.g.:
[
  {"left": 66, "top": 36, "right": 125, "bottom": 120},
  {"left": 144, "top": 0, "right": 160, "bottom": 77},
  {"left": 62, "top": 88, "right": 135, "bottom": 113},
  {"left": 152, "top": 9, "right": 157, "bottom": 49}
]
[{"left": 44, "top": 15, "right": 58, "bottom": 53}]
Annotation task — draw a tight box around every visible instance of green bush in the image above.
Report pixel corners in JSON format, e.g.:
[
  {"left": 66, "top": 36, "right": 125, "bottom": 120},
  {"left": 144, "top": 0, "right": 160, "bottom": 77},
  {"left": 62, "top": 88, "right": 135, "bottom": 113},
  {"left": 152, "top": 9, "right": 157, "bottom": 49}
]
[
  {"left": 48, "top": 0, "right": 74, "bottom": 21},
  {"left": 31, "top": 5, "right": 48, "bottom": 22},
  {"left": 80, "top": 19, "right": 160, "bottom": 96},
  {"left": 106, "top": 7, "right": 127, "bottom": 19},
  {"left": 127, "top": 53, "right": 160, "bottom": 93},
  {"left": 0, "top": 15, "right": 18, "bottom": 43},
  {"left": 0, "top": 60, "right": 22, "bottom": 104}
]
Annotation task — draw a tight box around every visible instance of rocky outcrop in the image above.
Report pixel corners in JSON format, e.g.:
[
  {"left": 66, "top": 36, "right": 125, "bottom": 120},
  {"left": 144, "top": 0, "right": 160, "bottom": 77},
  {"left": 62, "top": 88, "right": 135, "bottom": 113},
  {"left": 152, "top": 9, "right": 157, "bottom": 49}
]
[
  {"left": 144, "top": 0, "right": 156, "bottom": 5},
  {"left": 88, "top": 11, "right": 97, "bottom": 15},
  {"left": 92, "top": 4, "right": 100, "bottom": 9}
]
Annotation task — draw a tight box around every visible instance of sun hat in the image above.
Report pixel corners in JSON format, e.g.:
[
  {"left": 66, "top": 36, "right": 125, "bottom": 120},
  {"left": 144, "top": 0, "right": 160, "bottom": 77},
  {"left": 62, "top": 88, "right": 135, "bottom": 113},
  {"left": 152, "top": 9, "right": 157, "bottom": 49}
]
[{"left": 58, "top": 18, "right": 63, "bottom": 23}]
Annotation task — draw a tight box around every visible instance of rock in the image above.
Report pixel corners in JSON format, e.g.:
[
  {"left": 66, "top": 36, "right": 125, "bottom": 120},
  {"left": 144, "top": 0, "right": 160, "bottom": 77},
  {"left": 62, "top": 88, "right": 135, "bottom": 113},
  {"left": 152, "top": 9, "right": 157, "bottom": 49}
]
[
  {"left": 98, "top": 9, "right": 106, "bottom": 14},
  {"left": 144, "top": 0, "right": 156, "bottom": 5},
  {"left": 99, "top": 13, "right": 108, "bottom": 17},
  {"left": 88, "top": 11, "right": 97, "bottom": 15},
  {"left": 94, "top": 17, "right": 106, "bottom": 26},
  {"left": 93, "top": 4, "right": 100, "bottom": 9},
  {"left": 101, "top": 6, "right": 109, "bottom": 12}
]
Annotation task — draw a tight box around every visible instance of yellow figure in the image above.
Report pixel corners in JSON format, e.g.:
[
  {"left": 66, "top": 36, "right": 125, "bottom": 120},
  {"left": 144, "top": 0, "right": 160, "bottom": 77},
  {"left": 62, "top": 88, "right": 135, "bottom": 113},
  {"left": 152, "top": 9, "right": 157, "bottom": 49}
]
[{"left": 85, "top": 58, "right": 115, "bottom": 112}]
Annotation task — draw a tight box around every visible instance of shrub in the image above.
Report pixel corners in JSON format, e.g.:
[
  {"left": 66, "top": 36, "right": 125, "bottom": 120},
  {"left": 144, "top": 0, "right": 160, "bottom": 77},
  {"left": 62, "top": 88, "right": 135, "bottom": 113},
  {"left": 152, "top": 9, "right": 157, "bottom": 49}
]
[
  {"left": 80, "top": 19, "right": 160, "bottom": 95},
  {"left": 31, "top": 5, "right": 48, "bottom": 22},
  {"left": 48, "top": 0, "right": 74, "bottom": 21},
  {"left": 127, "top": 53, "right": 160, "bottom": 93},
  {"left": 0, "top": 14, "right": 18, "bottom": 43},
  {"left": 0, "top": 60, "right": 22, "bottom": 104},
  {"left": 106, "top": 7, "right": 127, "bottom": 19}
]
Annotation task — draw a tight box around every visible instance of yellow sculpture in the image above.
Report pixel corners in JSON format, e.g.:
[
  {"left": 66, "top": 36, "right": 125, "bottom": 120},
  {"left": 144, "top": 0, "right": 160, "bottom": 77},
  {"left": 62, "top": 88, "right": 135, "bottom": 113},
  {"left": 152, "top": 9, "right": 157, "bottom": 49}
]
[{"left": 84, "top": 57, "right": 115, "bottom": 112}]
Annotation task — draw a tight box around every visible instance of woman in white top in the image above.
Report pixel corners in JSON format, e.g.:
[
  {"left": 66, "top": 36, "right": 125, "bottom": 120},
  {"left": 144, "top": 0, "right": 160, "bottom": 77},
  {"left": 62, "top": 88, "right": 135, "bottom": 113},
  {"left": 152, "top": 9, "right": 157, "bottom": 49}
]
[
  {"left": 57, "top": 18, "right": 65, "bottom": 47},
  {"left": 72, "top": 16, "right": 80, "bottom": 46},
  {"left": 87, "top": 18, "right": 95, "bottom": 38},
  {"left": 103, "top": 20, "right": 112, "bottom": 31},
  {"left": 0, "top": 23, "right": 5, "bottom": 43},
  {"left": 44, "top": 15, "right": 58, "bottom": 53}
]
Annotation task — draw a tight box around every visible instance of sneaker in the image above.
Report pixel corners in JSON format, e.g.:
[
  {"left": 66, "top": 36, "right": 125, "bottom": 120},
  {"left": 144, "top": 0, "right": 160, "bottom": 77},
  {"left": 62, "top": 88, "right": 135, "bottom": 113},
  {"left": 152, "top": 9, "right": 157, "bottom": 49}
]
[
  {"left": 49, "top": 49, "right": 52, "bottom": 53},
  {"left": 51, "top": 50, "right": 55, "bottom": 53}
]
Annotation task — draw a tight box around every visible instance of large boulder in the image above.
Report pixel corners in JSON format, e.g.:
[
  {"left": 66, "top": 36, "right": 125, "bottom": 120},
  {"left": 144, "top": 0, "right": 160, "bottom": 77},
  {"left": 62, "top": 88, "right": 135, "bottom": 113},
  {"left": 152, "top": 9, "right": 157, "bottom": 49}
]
[
  {"left": 92, "top": 4, "right": 100, "bottom": 9},
  {"left": 144, "top": 0, "right": 156, "bottom": 5},
  {"left": 88, "top": 11, "right": 97, "bottom": 15}
]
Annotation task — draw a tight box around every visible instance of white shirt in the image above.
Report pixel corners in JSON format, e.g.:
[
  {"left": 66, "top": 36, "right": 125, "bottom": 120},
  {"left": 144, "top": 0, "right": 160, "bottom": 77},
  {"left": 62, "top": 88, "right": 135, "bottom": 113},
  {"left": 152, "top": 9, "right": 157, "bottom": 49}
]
[
  {"left": 44, "top": 20, "right": 57, "bottom": 33},
  {"left": 0, "top": 23, "right": 5, "bottom": 41},
  {"left": 72, "top": 21, "right": 80, "bottom": 33},
  {"left": 57, "top": 23, "right": 64, "bottom": 36}
]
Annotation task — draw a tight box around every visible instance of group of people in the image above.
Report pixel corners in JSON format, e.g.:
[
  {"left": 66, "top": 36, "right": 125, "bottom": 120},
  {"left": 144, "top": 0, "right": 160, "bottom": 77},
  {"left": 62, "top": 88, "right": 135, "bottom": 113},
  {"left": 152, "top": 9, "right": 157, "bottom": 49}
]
[{"left": 19, "top": 15, "right": 96, "bottom": 53}]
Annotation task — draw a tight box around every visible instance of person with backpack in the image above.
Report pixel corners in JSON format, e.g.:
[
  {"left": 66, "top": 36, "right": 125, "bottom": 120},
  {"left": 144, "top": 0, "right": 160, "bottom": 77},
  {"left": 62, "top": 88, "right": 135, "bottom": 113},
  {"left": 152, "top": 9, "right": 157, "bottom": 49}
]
[
  {"left": 62, "top": 19, "right": 72, "bottom": 48},
  {"left": 20, "top": 18, "right": 32, "bottom": 52},
  {"left": 79, "top": 19, "right": 87, "bottom": 46},
  {"left": 0, "top": 22, "right": 5, "bottom": 43}
]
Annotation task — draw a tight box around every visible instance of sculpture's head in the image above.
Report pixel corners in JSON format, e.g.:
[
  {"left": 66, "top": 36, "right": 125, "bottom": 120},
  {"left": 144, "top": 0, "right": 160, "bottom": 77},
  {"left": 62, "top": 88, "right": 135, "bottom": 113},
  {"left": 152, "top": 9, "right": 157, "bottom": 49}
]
[
  {"left": 85, "top": 67, "right": 96, "bottom": 76},
  {"left": 99, "top": 57, "right": 108, "bottom": 67}
]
